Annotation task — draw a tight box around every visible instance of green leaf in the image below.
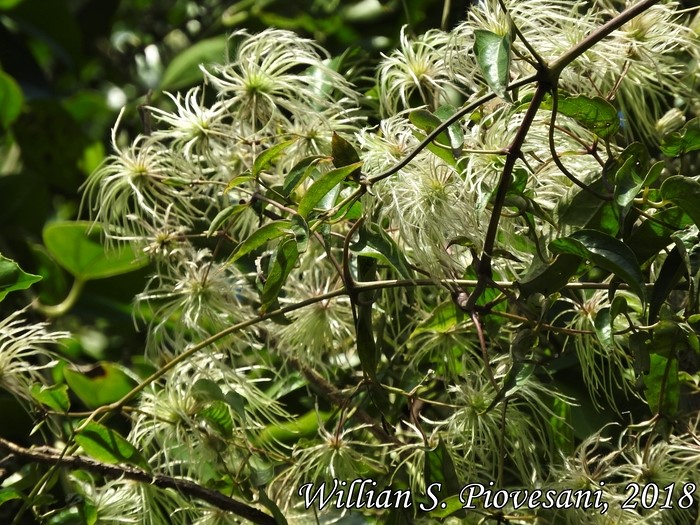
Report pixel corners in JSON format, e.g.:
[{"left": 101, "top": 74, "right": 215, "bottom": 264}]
[
  {"left": 435, "top": 105, "right": 465, "bottom": 157},
  {"left": 228, "top": 221, "right": 292, "bottom": 264},
  {"left": 424, "top": 437, "right": 461, "bottom": 497},
  {"left": 43, "top": 222, "right": 148, "bottom": 281},
  {"left": 249, "top": 454, "right": 274, "bottom": 487},
  {"left": 282, "top": 156, "right": 324, "bottom": 198},
  {"left": 594, "top": 308, "right": 614, "bottom": 350},
  {"left": 0, "top": 70, "right": 23, "bottom": 129},
  {"left": 225, "top": 391, "right": 248, "bottom": 418},
  {"left": 518, "top": 254, "right": 582, "bottom": 298},
  {"left": 30, "top": 384, "right": 70, "bottom": 412},
  {"left": 550, "top": 230, "right": 646, "bottom": 302},
  {"left": 350, "top": 223, "right": 414, "bottom": 280},
  {"left": 660, "top": 176, "right": 700, "bottom": 230},
  {"left": 558, "top": 178, "right": 619, "bottom": 235},
  {"left": 223, "top": 175, "right": 255, "bottom": 193},
  {"left": 198, "top": 400, "right": 233, "bottom": 438},
  {"left": 543, "top": 94, "right": 620, "bottom": 139},
  {"left": 411, "top": 301, "right": 464, "bottom": 338},
  {"left": 628, "top": 206, "right": 692, "bottom": 265},
  {"left": 649, "top": 247, "right": 684, "bottom": 324},
  {"left": 331, "top": 132, "right": 361, "bottom": 181},
  {"left": 473, "top": 30, "right": 511, "bottom": 100},
  {"left": 290, "top": 215, "right": 309, "bottom": 255},
  {"left": 409, "top": 109, "right": 452, "bottom": 149},
  {"left": 80, "top": 501, "right": 98, "bottom": 525},
  {"left": 411, "top": 129, "right": 459, "bottom": 167},
  {"left": 644, "top": 161, "right": 664, "bottom": 186},
  {"left": 160, "top": 36, "right": 227, "bottom": 91},
  {"left": 207, "top": 204, "right": 246, "bottom": 236},
  {"left": 644, "top": 354, "right": 679, "bottom": 417},
  {"left": 0, "top": 487, "right": 22, "bottom": 506},
  {"left": 428, "top": 494, "right": 464, "bottom": 519},
  {"left": 660, "top": 117, "right": 700, "bottom": 157},
  {"left": 260, "top": 238, "right": 298, "bottom": 312},
  {"left": 64, "top": 362, "right": 136, "bottom": 409},
  {"left": 0, "top": 0, "right": 25, "bottom": 8},
  {"left": 0, "top": 254, "right": 41, "bottom": 302},
  {"left": 192, "top": 378, "right": 226, "bottom": 403},
  {"left": 614, "top": 156, "right": 643, "bottom": 216},
  {"left": 76, "top": 421, "right": 147, "bottom": 468},
  {"left": 252, "top": 139, "right": 297, "bottom": 179},
  {"left": 257, "top": 410, "right": 330, "bottom": 445},
  {"left": 258, "top": 489, "right": 289, "bottom": 525},
  {"left": 297, "top": 162, "right": 362, "bottom": 218},
  {"left": 610, "top": 295, "right": 627, "bottom": 321},
  {"left": 651, "top": 321, "right": 687, "bottom": 358}
]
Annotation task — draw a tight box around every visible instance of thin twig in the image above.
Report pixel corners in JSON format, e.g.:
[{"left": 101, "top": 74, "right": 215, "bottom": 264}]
[{"left": 0, "top": 438, "right": 276, "bottom": 525}]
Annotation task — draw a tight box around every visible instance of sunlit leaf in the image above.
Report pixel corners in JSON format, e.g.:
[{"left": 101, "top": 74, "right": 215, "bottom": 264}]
[
  {"left": 257, "top": 410, "right": 330, "bottom": 445},
  {"left": 260, "top": 238, "right": 298, "bottom": 312},
  {"left": 64, "top": 362, "right": 136, "bottom": 409},
  {"left": 428, "top": 494, "right": 464, "bottom": 519},
  {"left": 282, "top": 156, "right": 324, "bottom": 198},
  {"left": 0, "top": 254, "right": 41, "bottom": 302},
  {"left": 76, "top": 421, "right": 147, "bottom": 468},
  {"left": 410, "top": 301, "right": 464, "bottom": 338},
  {"left": 252, "top": 139, "right": 297, "bottom": 178},
  {"left": 473, "top": 30, "right": 511, "bottom": 100},
  {"left": 198, "top": 400, "right": 233, "bottom": 438},
  {"left": 228, "top": 220, "right": 292, "bottom": 264},
  {"left": 0, "top": 487, "right": 22, "bottom": 506},
  {"left": 298, "top": 162, "right": 362, "bottom": 218},
  {"left": 660, "top": 176, "right": 700, "bottom": 230},
  {"left": 30, "top": 384, "right": 70, "bottom": 413},
  {"left": 206, "top": 204, "right": 246, "bottom": 237},
  {"left": 544, "top": 93, "right": 620, "bottom": 138},
  {"left": 660, "top": 117, "right": 700, "bottom": 157},
  {"left": 43, "top": 222, "right": 148, "bottom": 281},
  {"left": 0, "top": 0, "right": 25, "bottom": 8}
]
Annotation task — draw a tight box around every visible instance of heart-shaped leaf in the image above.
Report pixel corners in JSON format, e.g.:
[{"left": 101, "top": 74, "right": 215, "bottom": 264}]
[
  {"left": 0, "top": 254, "right": 41, "bottom": 302},
  {"left": 43, "top": 221, "right": 148, "bottom": 281}
]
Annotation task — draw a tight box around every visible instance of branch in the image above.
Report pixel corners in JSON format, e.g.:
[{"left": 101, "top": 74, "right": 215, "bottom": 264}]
[
  {"left": 367, "top": 74, "right": 538, "bottom": 185},
  {"left": 467, "top": 84, "right": 549, "bottom": 309},
  {"left": 0, "top": 437, "right": 277, "bottom": 525},
  {"left": 289, "top": 358, "right": 403, "bottom": 446}
]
